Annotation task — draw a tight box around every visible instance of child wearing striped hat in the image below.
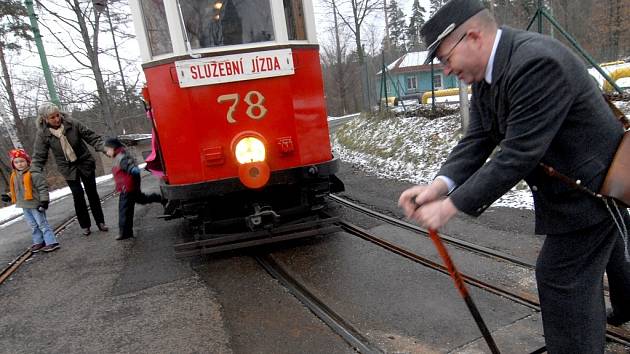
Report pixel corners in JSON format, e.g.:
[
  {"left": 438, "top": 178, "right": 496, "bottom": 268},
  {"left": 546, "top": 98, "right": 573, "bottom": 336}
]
[{"left": 1, "top": 148, "right": 60, "bottom": 252}]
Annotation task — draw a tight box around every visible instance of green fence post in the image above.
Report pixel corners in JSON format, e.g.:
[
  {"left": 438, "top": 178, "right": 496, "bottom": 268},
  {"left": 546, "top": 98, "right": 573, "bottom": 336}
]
[{"left": 24, "top": 0, "right": 60, "bottom": 106}]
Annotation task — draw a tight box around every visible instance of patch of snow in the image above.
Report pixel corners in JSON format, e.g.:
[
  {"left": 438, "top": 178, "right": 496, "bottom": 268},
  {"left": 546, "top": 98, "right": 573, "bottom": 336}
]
[
  {"left": 332, "top": 102, "right": 630, "bottom": 211},
  {"left": 332, "top": 114, "right": 535, "bottom": 210}
]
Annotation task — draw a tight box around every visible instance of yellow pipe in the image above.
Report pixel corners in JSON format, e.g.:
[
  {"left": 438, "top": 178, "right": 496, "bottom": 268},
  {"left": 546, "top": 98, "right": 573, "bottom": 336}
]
[
  {"left": 381, "top": 96, "right": 397, "bottom": 106},
  {"left": 422, "top": 87, "right": 471, "bottom": 104},
  {"left": 601, "top": 60, "right": 625, "bottom": 67},
  {"left": 603, "top": 67, "right": 630, "bottom": 93}
]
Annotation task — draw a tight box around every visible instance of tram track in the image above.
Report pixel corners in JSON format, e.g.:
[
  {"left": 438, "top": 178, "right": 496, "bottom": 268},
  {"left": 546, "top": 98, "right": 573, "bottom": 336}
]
[
  {"left": 256, "top": 254, "right": 383, "bottom": 354},
  {"left": 329, "top": 194, "right": 534, "bottom": 269},
  {"left": 327, "top": 195, "right": 630, "bottom": 348},
  {"left": 257, "top": 220, "right": 549, "bottom": 353},
  {"left": 0, "top": 191, "right": 118, "bottom": 286},
  {"left": 330, "top": 194, "right": 617, "bottom": 294}
]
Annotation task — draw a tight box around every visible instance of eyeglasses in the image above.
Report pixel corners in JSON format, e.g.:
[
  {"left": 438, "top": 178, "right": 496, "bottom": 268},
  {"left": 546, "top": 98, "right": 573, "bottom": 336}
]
[{"left": 438, "top": 33, "right": 467, "bottom": 66}]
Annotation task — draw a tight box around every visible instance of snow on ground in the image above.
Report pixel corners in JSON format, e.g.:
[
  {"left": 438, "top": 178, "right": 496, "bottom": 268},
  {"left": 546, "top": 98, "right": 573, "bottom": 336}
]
[
  {"left": 332, "top": 112, "right": 535, "bottom": 210},
  {"left": 332, "top": 100, "right": 630, "bottom": 211}
]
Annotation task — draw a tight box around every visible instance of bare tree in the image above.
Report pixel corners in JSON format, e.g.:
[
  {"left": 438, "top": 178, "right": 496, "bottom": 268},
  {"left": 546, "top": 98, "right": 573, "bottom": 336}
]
[
  {"left": 35, "top": 0, "right": 118, "bottom": 134},
  {"left": 326, "top": 0, "right": 351, "bottom": 114},
  {"left": 324, "top": 0, "right": 381, "bottom": 66},
  {"left": 320, "top": 21, "right": 354, "bottom": 115},
  {"left": 323, "top": 0, "right": 381, "bottom": 110},
  {"left": 0, "top": 0, "right": 33, "bottom": 148}
]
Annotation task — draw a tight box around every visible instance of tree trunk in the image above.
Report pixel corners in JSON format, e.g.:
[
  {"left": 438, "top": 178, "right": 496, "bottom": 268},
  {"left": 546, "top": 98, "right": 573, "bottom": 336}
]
[
  {"left": 349, "top": 1, "right": 370, "bottom": 111},
  {"left": 106, "top": 5, "right": 130, "bottom": 106},
  {"left": 0, "top": 45, "right": 26, "bottom": 148},
  {"left": 71, "top": 0, "right": 116, "bottom": 135},
  {"left": 332, "top": 0, "right": 348, "bottom": 114}
]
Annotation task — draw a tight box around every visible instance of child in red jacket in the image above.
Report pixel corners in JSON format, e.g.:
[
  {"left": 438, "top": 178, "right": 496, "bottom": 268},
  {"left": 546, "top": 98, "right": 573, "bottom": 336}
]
[
  {"left": 104, "top": 138, "right": 161, "bottom": 240},
  {"left": 1, "top": 149, "right": 59, "bottom": 252}
]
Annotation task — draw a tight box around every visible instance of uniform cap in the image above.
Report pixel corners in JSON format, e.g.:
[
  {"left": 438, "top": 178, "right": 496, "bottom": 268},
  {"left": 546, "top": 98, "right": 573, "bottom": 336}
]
[{"left": 420, "top": 0, "right": 486, "bottom": 65}]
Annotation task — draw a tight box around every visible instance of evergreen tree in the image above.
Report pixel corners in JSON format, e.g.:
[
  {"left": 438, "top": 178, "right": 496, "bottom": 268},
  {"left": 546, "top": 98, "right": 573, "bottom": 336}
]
[
  {"left": 387, "top": 0, "right": 407, "bottom": 52},
  {"left": 429, "top": 0, "right": 447, "bottom": 16},
  {"left": 407, "top": 0, "right": 427, "bottom": 50}
]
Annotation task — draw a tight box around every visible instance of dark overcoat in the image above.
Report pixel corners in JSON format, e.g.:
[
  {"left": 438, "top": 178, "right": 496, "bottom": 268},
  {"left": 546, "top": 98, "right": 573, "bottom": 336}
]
[
  {"left": 438, "top": 26, "right": 624, "bottom": 235},
  {"left": 31, "top": 115, "right": 105, "bottom": 181}
]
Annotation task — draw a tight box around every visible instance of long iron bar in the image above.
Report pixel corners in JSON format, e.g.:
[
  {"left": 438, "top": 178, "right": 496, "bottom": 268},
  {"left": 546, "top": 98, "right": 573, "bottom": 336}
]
[{"left": 428, "top": 229, "right": 501, "bottom": 354}]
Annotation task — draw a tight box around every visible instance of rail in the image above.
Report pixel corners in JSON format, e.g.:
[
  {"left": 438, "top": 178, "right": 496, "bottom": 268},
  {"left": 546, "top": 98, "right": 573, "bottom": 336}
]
[{"left": 327, "top": 198, "right": 630, "bottom": 347}]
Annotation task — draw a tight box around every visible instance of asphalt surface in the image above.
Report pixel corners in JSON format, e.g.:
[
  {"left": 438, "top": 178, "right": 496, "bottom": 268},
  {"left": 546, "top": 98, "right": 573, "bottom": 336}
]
[
  {"left": 1, "top": 161, "right": 628, "bottom": 353},
  {"left": 0, "top": 175, "right": 231, "bottom": 353},
  {"left": 334, "top": 162, "right": 543, "bottom": 264},
  {"left": 333, "top": 160, "right": 630, "bottom": 353},
  {"left": 192, "top": 254, "right": 354, "bottom": 354}
]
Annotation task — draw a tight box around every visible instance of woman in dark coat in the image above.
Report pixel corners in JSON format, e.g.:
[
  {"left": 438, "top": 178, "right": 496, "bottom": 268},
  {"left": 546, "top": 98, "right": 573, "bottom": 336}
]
[{"left": 31, "top": 102, "right": 108, "bottom": 236}]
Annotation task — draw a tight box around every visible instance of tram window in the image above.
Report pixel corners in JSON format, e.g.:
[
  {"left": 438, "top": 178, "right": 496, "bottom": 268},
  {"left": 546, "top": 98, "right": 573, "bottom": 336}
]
[
  {"left": 179, "top": 0, "right": 275, "bottom": 48},
  {"left": 283, "top": 0, "right": 306, "bottom": 40},
  {"left": 140, "top": 0, "right": 173, "bottom": 56}
]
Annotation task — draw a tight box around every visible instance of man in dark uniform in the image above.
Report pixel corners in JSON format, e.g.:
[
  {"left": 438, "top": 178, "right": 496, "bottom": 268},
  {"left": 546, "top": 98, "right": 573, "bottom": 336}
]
[{"left": 397, "top": 0, "right": 630, "bottom": 352}]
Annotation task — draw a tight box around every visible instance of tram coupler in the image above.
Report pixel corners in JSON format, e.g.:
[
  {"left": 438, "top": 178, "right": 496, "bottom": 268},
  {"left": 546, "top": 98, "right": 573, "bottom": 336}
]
[{"left": 246, "top": 204, "right": 280, "bottom": 230}]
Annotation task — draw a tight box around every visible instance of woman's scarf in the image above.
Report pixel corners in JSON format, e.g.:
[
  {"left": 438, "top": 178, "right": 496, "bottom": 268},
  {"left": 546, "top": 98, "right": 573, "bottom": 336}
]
[
  {"left": 9, "top": 170, "right": 33, "bottom": 203},
  {"left": 49, "top": 124, "right": 77, "bottom": 162}
]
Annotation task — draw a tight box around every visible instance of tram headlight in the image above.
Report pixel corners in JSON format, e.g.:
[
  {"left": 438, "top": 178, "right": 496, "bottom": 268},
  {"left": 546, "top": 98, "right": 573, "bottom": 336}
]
[{"left": 234, "top": 137, "right": 266, "bottom": 164}]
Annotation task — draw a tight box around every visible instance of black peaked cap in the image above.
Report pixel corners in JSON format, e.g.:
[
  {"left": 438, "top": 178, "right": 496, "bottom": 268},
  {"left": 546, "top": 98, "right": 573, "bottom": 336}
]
[{"left": 420, "top": 0, "right": 486, "bottom": 65}]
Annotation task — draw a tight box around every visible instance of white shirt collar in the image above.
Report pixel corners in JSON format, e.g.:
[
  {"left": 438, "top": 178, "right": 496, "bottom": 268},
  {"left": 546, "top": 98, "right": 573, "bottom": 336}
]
[{"left": 485, "top": 29, "right": 502, "bottom": 84}]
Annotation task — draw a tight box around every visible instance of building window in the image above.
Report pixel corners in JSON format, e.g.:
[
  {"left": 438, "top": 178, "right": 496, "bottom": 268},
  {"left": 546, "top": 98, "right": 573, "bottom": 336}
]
[
  {"left": 284, "top": 0, "right": 306, "bottom": 40},
  {"left": 406, "top": 76, "right": 417, "bottom": 91},
  {"left": 179, "top": 0, "right": 275, "bottom": 49},
  {"left": 433, "top": 74, "right": 443, "bottom": 89},
  {"left": 141, "top": 0, "right": 173, "bottom": 56}
]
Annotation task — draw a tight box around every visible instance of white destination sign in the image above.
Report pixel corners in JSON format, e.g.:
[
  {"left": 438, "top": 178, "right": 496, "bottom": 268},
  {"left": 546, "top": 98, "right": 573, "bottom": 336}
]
[{"left": 175, "top": 49, "right": 295, "bottom": 87}]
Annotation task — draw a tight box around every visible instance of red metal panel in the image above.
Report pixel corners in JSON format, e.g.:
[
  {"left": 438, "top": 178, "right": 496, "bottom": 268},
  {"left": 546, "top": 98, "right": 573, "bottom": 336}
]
[{"left": 143, "top": 47, "right": 332, "bottom": 185}]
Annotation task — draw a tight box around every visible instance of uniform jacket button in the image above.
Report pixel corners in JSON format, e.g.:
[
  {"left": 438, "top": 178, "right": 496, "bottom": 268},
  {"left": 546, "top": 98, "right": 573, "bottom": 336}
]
[{"left": 532, "top": 185, "right": 538, "bottom": 191}]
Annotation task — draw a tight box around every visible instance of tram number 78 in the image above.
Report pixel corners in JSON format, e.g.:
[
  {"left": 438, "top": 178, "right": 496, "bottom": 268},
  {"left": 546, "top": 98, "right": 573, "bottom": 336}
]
[{"left": 217, "top": 91, "right": 268, "bottom": 123}]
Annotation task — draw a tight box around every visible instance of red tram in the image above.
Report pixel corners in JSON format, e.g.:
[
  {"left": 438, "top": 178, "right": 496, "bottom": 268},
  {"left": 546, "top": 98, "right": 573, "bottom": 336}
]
[{"left": 129, "top": 0, "right": 343, "bottom": 251}]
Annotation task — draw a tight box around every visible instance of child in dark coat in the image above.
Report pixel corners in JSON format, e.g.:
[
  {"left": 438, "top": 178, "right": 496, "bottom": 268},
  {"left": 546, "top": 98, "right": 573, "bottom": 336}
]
[
  {"left": 1, "top": 149, "right": 60, "bottom": 252},
  {"left": 104, "top": 138, "right": 161, "bottom": 240}
]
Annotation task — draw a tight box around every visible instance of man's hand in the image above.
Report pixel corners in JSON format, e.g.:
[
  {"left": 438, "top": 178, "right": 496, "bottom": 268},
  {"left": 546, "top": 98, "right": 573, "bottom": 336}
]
[
  {"left": 408, "top": 198, "right": 459, "bottom": 230},
  {"left": 37, "top": 201, "right": 49, "bottom": 212},
  {"left": 398, "top": 179, "right": 450, "bottom": 219},
  {"left": 1, "top": 193, "right": 11, "bottom": 203}
]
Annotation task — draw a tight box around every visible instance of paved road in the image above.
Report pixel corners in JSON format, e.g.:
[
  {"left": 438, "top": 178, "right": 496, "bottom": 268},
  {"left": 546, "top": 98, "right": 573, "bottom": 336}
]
[
  {"left": 0, "top": 175, "right": 232, "bottom": 353},
  {"left": 1, "top": 161, "right": 628, "bottom": 353}
]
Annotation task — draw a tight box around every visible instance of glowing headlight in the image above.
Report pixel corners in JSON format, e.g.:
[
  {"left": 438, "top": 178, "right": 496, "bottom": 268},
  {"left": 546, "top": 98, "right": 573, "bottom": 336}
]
[{"left": 235, "top": 137, "right": 266, "bottom": 164}]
